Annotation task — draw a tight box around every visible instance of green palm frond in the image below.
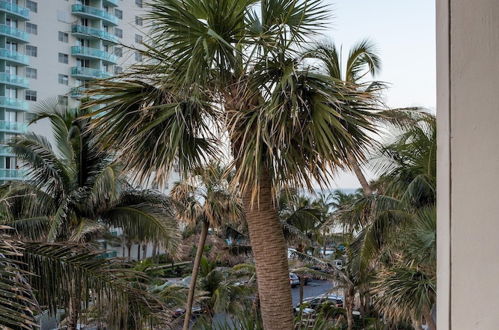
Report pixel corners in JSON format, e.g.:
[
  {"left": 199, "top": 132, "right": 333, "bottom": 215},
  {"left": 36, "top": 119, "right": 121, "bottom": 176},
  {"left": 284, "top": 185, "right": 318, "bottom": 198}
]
[
  {"left": 371, "top": 266, "right": 435, "bottom": 323},
  {"left": 0, "top": 229, "right": 38, "bottom": 330}
]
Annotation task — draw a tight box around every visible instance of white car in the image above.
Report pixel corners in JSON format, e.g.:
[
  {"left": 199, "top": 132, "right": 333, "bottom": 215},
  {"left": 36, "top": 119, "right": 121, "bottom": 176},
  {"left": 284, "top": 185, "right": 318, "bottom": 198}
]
[{"left": 289, "top": 272, "right": 300, "bottom": 287}]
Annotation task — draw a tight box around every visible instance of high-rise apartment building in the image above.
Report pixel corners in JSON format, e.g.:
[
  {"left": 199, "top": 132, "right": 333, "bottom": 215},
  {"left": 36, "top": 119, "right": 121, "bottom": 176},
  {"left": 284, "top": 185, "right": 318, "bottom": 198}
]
[{"left": 0, "top": 0, "right": 148, "bottom": 182}]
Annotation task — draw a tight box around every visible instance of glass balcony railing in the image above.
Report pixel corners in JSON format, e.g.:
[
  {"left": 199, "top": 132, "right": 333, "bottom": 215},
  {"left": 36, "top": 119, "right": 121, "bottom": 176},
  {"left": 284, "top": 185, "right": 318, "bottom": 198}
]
[
  {"left": 71, "top": 4, "right": 119, "bottom": 26},
  {"left": 0, "top": 97, "right": 28, "bottom": 111},
  {"left": 71, "top": 25, "right": 119, "bottom": 44},
  {"left": 0, "top": 168, "right": 26, "bottom": 181},
  {"left": 103, "top": 0, "right": 119, "bottom": 7},
  {"left": 0, "top": 72, "right": 29, "bottom": 88},
  {"left": 0, "top": 48, "right": 29, "bottom": 65},
  {"left": 0, "top": 1, "right": 30, "bottom": 20},
  {"left": 0, "top": 24, "right": 29, "bottom": 42},
  {"left": 0, "top": 120, "right": 28, "bottom": 133},
  {"left": 71, "top": 67, "right": 112, "bottom": 80},
  {"left": 71, "top": 46, "right": 118, "bottom": 63},
  {"left": 0, "top": 146, "right": 13, "bottom": 156}
]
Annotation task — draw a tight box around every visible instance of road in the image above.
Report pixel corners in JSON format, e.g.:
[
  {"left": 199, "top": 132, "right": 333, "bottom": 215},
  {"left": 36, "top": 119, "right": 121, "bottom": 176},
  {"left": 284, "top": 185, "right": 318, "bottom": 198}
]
[{"left": 291, "top": 279, "right": 335, "bottom": 306}]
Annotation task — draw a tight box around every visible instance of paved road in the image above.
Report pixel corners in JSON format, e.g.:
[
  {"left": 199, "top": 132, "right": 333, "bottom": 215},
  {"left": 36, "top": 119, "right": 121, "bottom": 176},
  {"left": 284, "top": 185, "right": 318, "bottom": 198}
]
[{"left": 291, "top": 279, "right": 335, "bottom": 306}]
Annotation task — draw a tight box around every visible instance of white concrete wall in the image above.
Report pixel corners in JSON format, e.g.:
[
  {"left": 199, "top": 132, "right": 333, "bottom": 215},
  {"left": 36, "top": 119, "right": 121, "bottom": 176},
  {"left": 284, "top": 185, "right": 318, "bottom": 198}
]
[{"left": 437, "top": 0, "right": 499, "bottom": 328}]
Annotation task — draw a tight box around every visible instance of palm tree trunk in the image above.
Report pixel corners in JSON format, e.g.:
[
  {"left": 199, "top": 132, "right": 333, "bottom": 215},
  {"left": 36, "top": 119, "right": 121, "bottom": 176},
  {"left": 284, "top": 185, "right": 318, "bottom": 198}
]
[
  {"left": 345, "top": 286, "right": 355, "bottom": 330},
  {"left": 137, "top": 244, "right": 141, "bottom": 260},
  {"left": 182, "top": 219, "right": 209, "bottom": 330},
  {"left": 67, "top": 280, "right": 81, "bottom": 330},
  {"left": 242, "top": 174, "right": 294, "bottom": 330},
  {"left": 142, "top": 244, "right": 147, "bottom": 259},
  {"left": 424, "top": 307, "right": 436, "bottom": 330},
  {"left": 347, "top": 153, "right": 372, "bottom": 195},
  {"left": 127, "top": 243, "right": 132, "bottom": 261}
]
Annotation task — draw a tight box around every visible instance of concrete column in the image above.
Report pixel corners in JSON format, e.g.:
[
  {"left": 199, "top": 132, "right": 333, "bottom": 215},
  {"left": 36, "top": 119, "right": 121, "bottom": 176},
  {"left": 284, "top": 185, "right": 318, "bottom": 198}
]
[{"left": 437, "top": 0, "right": 499, "bottom": 329}]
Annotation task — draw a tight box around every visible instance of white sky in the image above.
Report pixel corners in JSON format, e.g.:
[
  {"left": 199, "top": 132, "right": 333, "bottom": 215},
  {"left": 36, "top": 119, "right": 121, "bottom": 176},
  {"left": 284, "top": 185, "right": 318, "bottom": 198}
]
[{"left": 323, "top": 0, "right": 436, "bottom": 189}]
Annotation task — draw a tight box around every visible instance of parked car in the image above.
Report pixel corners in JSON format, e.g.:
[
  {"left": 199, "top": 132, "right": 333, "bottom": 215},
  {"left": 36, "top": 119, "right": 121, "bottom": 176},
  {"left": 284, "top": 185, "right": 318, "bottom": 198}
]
[
  {"left": 289, "top": 273, "right": 300, "bottom": 287},
  {"left": 295, "top": 293, "right": 344, "bottom": 312},
  {"left": 172, "top": 305, "right": 203, "bottom": 319}
]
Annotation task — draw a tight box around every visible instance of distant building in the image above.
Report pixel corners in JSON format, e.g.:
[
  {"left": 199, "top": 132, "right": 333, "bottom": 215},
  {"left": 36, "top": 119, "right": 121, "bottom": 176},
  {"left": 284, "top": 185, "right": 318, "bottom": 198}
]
[{"left": 0, "top": 0, "right": 148, "bottom": 182}]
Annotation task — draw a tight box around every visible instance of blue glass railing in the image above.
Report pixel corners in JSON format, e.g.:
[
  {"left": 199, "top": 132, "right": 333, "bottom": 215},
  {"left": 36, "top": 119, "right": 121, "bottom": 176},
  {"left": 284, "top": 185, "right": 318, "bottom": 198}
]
[
  {"left": 0, "top": 120, "right": 28, "bottom": 133},
  {"left": 71, "top": 67, "right": 113, "bottom": 79},
  {"left": 0, "top": 24, "right": 29, "bottom": 42},
  {"left": 103, "top": 0, "right": 119, "bottom": 7},
  {"left": 71, "top": 25, "right": 119, "bottom": 44},
  {"left": 0, "top": 146, "right": 13, "bottom": 155},
  {"left": 0, "top": 97, "right": 28, "bottom": 111},
  {"left": 71, "top": 4, "right": 119, "bottom": 25},
  {"left": 0, "top": 168, "right": 26, "bottom": 180},
  {"left": 0, "top": 1, "right": 29, "bottom": 20},
  {"left": 0, "top": 48, "right": 29, "bottom": 65},
  {"left": 0, "top": 72, "right": 29, "bottom": 88},
  {"left": 71, "top": 46, "right": 117, "bottom": 63}
]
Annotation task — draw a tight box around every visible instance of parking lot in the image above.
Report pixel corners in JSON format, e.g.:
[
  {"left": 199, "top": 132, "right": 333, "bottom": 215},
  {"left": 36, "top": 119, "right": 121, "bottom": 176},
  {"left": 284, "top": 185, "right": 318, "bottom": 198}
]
[{"left": 290, "top": 279, "right": 335, "bottom": 306}]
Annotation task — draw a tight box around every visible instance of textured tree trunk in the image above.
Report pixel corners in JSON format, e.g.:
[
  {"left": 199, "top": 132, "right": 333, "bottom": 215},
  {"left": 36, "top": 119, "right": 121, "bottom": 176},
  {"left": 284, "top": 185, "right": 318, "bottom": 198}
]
[
  {"left": 242, "top": 174, "right": 294, "bottom": 330},
  {"left": 345, "top": 286, "right": 355, "bottom": 330},
  {"left": 127, "top": 243, "right": 132, "bottom": 261},
  {"left": 67, "top": 281, "right": 81, "bottom": 330},
  {"left": 142, "top": 244, "right": 147, "bottom": 259},
  {"left": 347, "top": 153, "right": 372, "bottom": 195},
  {"left": 424, "top": 308, "right": 436, "bottom": 330},
  {"left": 182, "top": 220, "right": 209, "bottom": 330},
  {"left": 137, "top": 244, "right": 141, "bottom": 260},
  {"left": 152, "top": 243, "right": 158, "bottom": 257}
]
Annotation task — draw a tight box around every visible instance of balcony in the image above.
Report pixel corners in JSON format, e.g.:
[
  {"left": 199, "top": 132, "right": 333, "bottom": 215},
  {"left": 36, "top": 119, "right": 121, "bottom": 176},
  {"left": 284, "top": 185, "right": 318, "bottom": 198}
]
[
  {"left": 0, "top": 24, "right": 29, "bottom": 43},
  {"left": 0, "top": 1, "right": 29, "bottom": 20},
  {"left": 71, "top": 46, "right": 117, "bottom": 64},
  {"left": 0, "top": 146, "right": 13, "bottom": 156},
  {"left": 0, "top": 97, "right": 28, "bottom": 111},
  {"left": 71, "top": 25, "right": 119, "bottom": 44},
  {"left": 71, "top": 66, "right": 112, "bottom": 80},
  {"left": 71, "top": 4, "right": 119, "bottom": 26},
  {"left": 103, "top": 0, "right": 119, "bottom": 7},
  {"left": 0, "top": 120, "right": 27, "bottom": 133},
  {"left": 0, "top": 169, "right": 26, "bottom": 181},
  {"left": 0, "top": 72, "right": 29, "bottom": 89},
  {"left": 0, "top": 48, "right": 29, "bottom": 66}
]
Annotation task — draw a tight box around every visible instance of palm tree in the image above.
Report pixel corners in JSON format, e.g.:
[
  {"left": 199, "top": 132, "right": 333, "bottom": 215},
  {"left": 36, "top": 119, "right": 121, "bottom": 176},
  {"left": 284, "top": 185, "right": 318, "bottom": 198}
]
[
  {"left": 306, "top": 40, "right": 383, "bottom": 195},
  {"left": 170, "top": 164, "right": 242, "bottom": 329},
  {"left": 0, "top": 225, "right": 168, "bottom": 329},
  {"left": 86, "top": 1, "right": 382, "bottom": 327},
  {"left": 3, "top": 104, "right": 179, "bottom": 329}
]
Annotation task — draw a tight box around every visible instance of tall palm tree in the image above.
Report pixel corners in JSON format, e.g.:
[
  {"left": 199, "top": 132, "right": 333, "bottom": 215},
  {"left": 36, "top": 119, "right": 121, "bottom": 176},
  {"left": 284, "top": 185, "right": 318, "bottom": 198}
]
[
  {"left": 86, "top": 1, "right": 381, "bottom": 327},
  {"left": 3, "top": 104, "right": 179, "bottom": 329},
  {"left": 306, "top": 40, "right": 383, "bottom": 195},
  {"left": 170, "top": 164, "right": 242, "bottom": 328}
]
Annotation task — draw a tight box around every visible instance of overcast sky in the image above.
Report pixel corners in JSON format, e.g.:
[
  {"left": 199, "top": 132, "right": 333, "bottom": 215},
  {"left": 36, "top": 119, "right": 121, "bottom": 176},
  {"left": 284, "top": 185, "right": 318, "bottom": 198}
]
[{"left": 323, "top": 0, "right": 436, "bottom": 189}]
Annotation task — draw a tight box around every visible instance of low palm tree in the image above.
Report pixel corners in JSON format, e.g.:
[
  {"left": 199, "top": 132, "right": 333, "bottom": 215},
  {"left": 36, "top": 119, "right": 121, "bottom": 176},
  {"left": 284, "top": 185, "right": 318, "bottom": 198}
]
[
  {"left": 170, "top": 164, "right": 242, "bottom": 329},
  {"left": 3, "top": 104, "right": 179, "bottom": 329},
  {"left": 86, "top": 1, "right": 383, "bottom": 326}
]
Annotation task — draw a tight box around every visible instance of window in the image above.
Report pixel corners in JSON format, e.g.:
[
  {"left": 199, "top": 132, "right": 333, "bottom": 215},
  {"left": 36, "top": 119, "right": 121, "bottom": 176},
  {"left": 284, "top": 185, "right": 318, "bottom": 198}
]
[
  {"left": 58, "top": 74, "right": 69, "bottom": 85},
  {"left": 135, "top": 51, "right": 142, "bottom": 62},
  {"left": 58, "top": 53, "right": 69, "bottom": 64},
  {"left": 115, "top": 9, "right": 122, "bottom": 19},
  {"left": 135, "top": 34, "right": 143, "bottom": 43},
  {"left": 114, "top": 47, "right": 122, "bottom": 57},
  {"left": 135, "top": 16, "right": 143, "bottom": 26},
  {"left": 26, "top": 22, "right": 37, "bottom": 35},
  {"left": 114, "top": 28, "right": 122, "bottom": 38},
  {"left": 26, "top": 45, "right": 37, "bottom": 57},
  {"left": 25, "top": 90, "right": 37, "bottom": 101},
  {"left": 58, "top": 31, "right": 68, "bottom": 43},
  {"left": 26, "top": 68, "right": 37, "bottom": 79},
  {"left": 58, "top": 95, "right": 68, "bottom": 106},
  {"left": 114, "top": 66, "right": 123, "bottom": 74},
  {"left": 26, "top": 0, "right": 37, "bottom": 13},
  {"left": 135, "top": 0, "right": 142, "bottom": 7}
]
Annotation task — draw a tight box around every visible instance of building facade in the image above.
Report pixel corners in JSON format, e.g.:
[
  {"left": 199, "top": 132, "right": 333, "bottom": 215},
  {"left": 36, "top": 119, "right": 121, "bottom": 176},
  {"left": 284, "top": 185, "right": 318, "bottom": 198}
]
[{"left": 0, "top": 0, "right": 148, "bottom": 182}]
